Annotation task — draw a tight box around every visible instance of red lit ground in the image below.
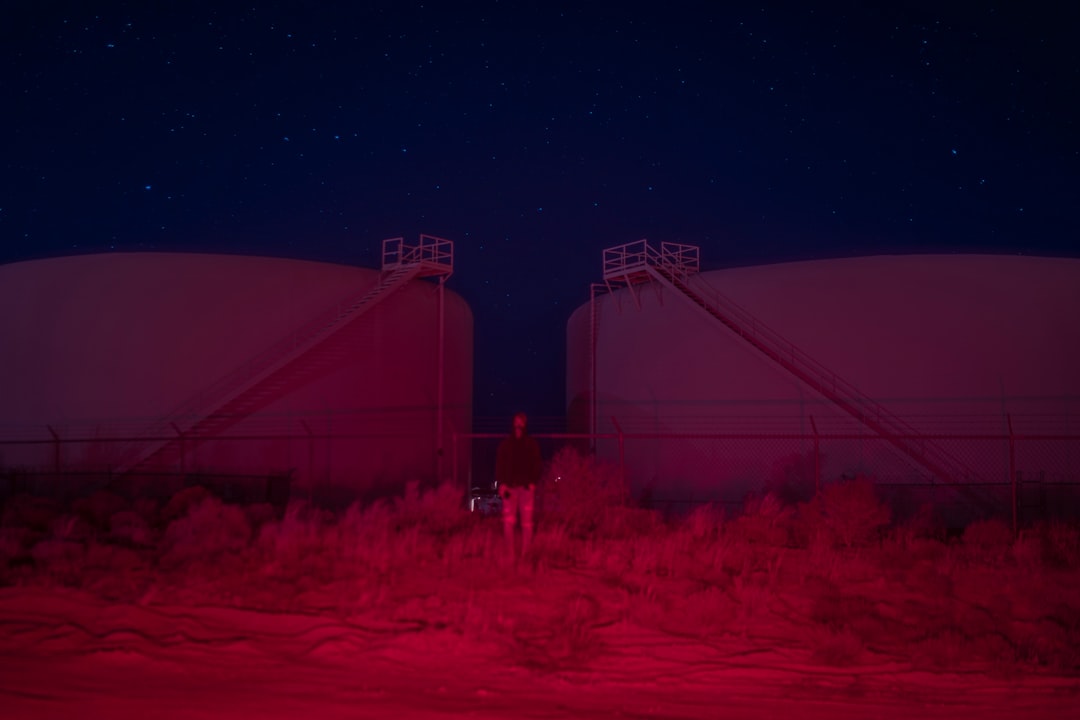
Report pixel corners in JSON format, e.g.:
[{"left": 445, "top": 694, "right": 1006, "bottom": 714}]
[{"left": 1, "top": 486, "right": 1079, "bottom": 718}]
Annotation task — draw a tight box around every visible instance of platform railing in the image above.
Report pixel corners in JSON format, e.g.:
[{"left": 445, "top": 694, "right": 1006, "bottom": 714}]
[
  {"left": 658, "top": 241, "right": 700, "bottom": 279},
  {"left": 382, "top": 234, "right": 454, "bottom": 275},
  {"left": 602, "top": 239, "right": 658, "bottom": 278},
  {"left": 603, "top": 239, "right": 699, "bottom": 283}
]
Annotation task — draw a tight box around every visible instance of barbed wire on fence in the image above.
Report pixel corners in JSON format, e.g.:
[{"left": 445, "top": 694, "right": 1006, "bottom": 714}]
[{"left": 3, "top": 414, "right": 1078, "bottom": 527}]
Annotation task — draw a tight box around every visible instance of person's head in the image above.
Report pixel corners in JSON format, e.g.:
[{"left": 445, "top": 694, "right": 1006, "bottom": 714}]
[{"left": 512, "top": 412, "right": 528, "bottom": 438}]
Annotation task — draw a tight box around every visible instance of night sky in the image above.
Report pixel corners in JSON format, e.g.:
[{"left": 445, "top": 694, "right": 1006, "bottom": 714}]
[{"left": 2, "top": 2, "right": 1077, "bottom": 423}]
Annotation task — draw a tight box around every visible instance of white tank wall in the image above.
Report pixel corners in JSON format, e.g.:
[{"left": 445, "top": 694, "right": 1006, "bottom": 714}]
[
  {"left": 0, "top": 252, "right": 473, "bottom": 503},
  {"left": 567, "top": 254, "right": 1080, "bottom": 509}
]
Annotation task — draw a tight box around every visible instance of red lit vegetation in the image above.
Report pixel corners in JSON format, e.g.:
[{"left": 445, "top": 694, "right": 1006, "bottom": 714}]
[{"left": 1, "top": 448, "right": 1079, "bottom": 714}]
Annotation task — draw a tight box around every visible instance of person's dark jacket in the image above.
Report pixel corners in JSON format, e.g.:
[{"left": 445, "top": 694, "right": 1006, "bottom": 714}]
[{"left": 495, "top": 434, "right": 542, "bottom": 489}]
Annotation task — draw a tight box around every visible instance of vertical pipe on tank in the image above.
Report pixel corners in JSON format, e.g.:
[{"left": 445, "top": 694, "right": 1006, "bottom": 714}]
[
  {"left": 452, "top": 430, "right": 459, "bottom": 491},
  {"left": 1008, "top": 413, "right": 1017, "bottom": 534},
  {"left": 170, "top": 423, "right": 185, "bottom": 476},
  {"left": 47, "top": 425, "right": 60, "bottom": 474},
  {"left": 611, "top": 416, "right": 625, "bottom": 480},
  {"left": 300, "top": 419, "right": 314, "bottom": 503},
  {"left": 590, "top": 283, "right": 599, "bottom": 444},
  {"left": 436, "top": 276, "right": 446, "bottom": 481}
]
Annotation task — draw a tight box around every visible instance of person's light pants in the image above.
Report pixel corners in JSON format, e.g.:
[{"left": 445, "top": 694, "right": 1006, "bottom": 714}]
[{"left": 502, "top": 484, "right": 535, "bottom": 556}]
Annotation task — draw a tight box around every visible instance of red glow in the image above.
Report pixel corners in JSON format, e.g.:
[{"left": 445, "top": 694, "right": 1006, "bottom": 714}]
[{"left": 2, "top": 480, "right": 1079, "bottom": 718}]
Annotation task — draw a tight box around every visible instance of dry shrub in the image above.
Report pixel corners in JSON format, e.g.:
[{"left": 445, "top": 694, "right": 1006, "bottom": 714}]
[
  {"left": 439, "top": 520, "right": 500, "bottom": 569},
  {"left": 337, "top": 497, "right": 448, "bottom": 577},
  {"left": 29, "top": 539, "right": 84, "bottom": 583},
  {"left": 542, "top": 446, "right": 628, "bottom": 536},
  {"left": 793, "top": 530, "right": 840, "bottom": 584},
  {"left": 160, "top": 496, "right": 251, "bottom": 567},
  {"left": 333, "top": 480, "right": 475, "bottom": 574},
  {"left": 636, "top": 585, "right": 738, "bottom": 637},
  {"left": 1, "top": 494, "right": 60, "bottom": 533},
  {"left": 623, "top": 529, "right": 687, "bottom": 579},
  {"left": 880, "top": 504, "right": 948, "bottom": 575},
  {"left": 393, "top": 480, "right": 469, "bottom": 536},
  {"left": 801, "top": 476, "right": 890, "bottom": 548},
  {"left": 83, "top": 542, "right": 152, "bottom": 600},
  {"left": 161, "top": 485, "right": 213, "bottom": 523},
  {"left": 961, "top": 518, "right": 1013, "bottom": 563},
  {"left": 243, "top": 502, "right": 278, "bottom": 531},
  {"left": 912, "top": 628, "right": 971, "bottom": 670},
  {"left": 766, "top": 450, "right": 820, "bottom": 506},
  {"left": 49, "top": 513, "right": 95, "bottom": 544},
  {"left": 810, "top": 626, "right": 865, "bottom": 667},
  {"left": 594, "top": 505, "right": 662, "bottom": 539},
  {"left": 1008, "top": 521, "right": 1080, "bottom": 571},
  {"left": 339, "top": 499, "right": 392, "bottom": 557},
  {"left": 1035, "top": 521, "right": 1080, "bottom": 568},
  {"left": 1011, "top": 531, "right": 1044, "bottom": 569},
  {"left": 893, "top": 502, "right": 946, "bottom": 545},
  {"left": 72, "top": 491, "right": 128, "bottom": 531},
  {"left": 809, "top": 583, "right": 869, "bottom": 630},
  {"left": 503, "top": 592, "right": 604, "bottom": 672},
  {"left": 108, "top": 510, "right": 154, "bottom": 547},
  {"left": 132, "top": 497, "right": 160, "bottom": 527},
  {"left": 260, "top": 500, "right": 337, "bottom": 568},
  {"left": 529, "top": 522, "right": 579, "bottom": 570},
  {"left": 1042, "top": 603, "right": 1080, "bottom": 671},
  {"left": 684, "top": 503, "right": 725, "bottom": 542},
  {"left": 615, "top": 524, "right": 734, "bottom": 587},
  {"left": 730, "top": 492, "right": 792, "bottom": 547},
  {"left": 31, "top": 512, "right": 96, "bottom": 583},
  {"left": 0, "top": 527, "right": 29, "bottom": 565},
  {"left": 992, "top": 609, "right": 1080, "bottom": 674},
  {"left": 731, "top": 557, "right": 779, "bottom": 626},
  {"left": 880, "top": 535, "right": 947, "bottom": 578},
  {"left": 85, "top": 540, "right": 146, "bottom": 573}
]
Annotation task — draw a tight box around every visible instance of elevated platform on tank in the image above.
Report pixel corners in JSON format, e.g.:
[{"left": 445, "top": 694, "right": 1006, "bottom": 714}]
[
  {"left": 602, "top": 265, "right": 653, "bottom": 286},
  {"left": 601, "top": 239, "right": 699, "bottom": 288},
  {"left": 382, "top": 234, "right": 454, "bottom": 279}
]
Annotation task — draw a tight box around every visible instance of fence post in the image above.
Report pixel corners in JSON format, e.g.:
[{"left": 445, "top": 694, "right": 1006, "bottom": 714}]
[
  {"left": 1008, "top": 414, "right": 1017, "bottom": 535},
  {"left": 810, "top": 415, "right": 821, "bottom": 497},
  {"left": 452, "top": 431, "right": 459, "bottom": 492},
  {"left": 170, "top": 423, "right": 185, "bottom": 476},
  {"left": 47, "top": 425, "right": 60, "bottom": 474},
  {"left": 611, "top": 417, "right": 625, "bottom": 481},
  {"left": 326, "top": 409, "right": 332, "bottom": 488},
  {"left": 300, "top": 419, "right": 314, "bottom": 502}
]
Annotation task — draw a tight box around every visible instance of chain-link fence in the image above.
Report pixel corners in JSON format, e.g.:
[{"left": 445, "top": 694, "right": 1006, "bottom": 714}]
[
  {"left": 452, "top": 429, "right": 1080, "bottom": 528},
  {"left": 0, "top": 408, "right": 451, "bottom": 507},
  {"left": 4, "top": 413, "right": 1078, "bottom": 528}
]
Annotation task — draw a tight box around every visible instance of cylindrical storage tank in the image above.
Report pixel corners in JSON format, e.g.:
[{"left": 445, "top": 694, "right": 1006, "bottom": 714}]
[
  {"left": 568, "top": 254, "right": 1080, "bottom": 520},
  {"left": 0, "top": 252, "right": 472, "bottom": 505}
]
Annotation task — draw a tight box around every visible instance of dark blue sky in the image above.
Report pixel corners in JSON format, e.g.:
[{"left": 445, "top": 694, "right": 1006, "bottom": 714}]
[{"left": 2, "top": 2, "right": 1077, "bottom": 421}]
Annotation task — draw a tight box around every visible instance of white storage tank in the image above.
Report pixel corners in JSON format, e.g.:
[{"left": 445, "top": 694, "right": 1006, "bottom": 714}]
[
  {"left": 567, "top": 243, "right": 1080, "bottom": 520},
  {"left": 0, "top": 237, "right": 472, "bottom": 505}
]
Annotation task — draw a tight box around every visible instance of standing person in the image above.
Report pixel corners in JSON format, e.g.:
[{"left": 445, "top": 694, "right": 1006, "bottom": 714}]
[{"left": 495, "top": 411, "right": 542, "bottom": 560}]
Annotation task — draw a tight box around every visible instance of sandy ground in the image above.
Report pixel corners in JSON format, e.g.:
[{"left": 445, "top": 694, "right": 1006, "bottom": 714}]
[
  {"left": 2, "top": 483, "right": 1079, "bottom": 718},
  {"left": 2, "top": 581, "right": 1078, "bottom": 719}
]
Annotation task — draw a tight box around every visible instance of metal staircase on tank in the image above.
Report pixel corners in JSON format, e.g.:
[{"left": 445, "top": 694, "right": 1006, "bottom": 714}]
[
  {"left": 599, "top": 239, "right": 997, "bottom": 515},
  {"left": 113, "top": 235, "right": 454, "bottom": 476}
]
